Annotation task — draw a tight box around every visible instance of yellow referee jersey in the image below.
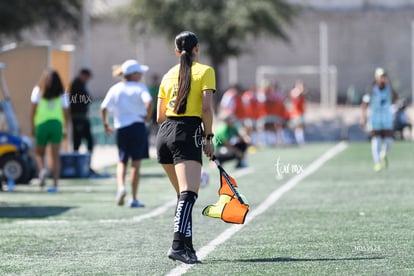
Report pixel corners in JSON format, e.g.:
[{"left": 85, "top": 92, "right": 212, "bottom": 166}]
[{"left": 158, "top": 61, "right": 216, "bottom": 118}]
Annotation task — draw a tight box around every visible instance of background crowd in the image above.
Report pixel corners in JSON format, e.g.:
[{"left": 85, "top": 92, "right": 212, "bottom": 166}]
[{"left": 217, "top": 80, "right": 307, "bottom": 147}]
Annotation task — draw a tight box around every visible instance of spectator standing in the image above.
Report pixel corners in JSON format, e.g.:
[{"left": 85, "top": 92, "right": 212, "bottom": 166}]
[{"left": 68, "top": 68, "right": 95, "bottom": 174}]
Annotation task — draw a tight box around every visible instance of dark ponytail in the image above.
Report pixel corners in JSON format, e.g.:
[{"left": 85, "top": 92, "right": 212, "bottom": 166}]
[
  {"left": 174, "top": 31, "right": 198, "bottom": 114},
  {"left": 44, "top": 70, "right": 64, "bottom": 100}
]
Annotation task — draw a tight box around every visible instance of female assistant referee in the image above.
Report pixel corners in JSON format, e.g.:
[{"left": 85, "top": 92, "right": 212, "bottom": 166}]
[{"left": 156, "top": 31, "right": 215, "bottom": 264}]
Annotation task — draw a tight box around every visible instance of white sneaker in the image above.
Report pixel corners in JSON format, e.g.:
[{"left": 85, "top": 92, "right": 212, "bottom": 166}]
[
  {"left": 39, "top": 169, "right": 48, "bottom": 188},
  {"left": 116, "top": 189, "right": 126, "bottom": 206}
]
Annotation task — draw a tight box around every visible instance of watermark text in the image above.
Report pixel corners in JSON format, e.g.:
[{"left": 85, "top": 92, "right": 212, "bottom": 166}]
[{"left": 275, "top": 157, "right": 304, "bottom": 179}]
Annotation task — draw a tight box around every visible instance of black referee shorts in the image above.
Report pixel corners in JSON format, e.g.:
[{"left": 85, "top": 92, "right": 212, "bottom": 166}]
[{"left": 156, "top": 116, "right": 204, "bottom": 164}]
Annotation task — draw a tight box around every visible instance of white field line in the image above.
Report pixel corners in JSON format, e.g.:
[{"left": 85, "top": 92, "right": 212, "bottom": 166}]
[
  {"left": 166, "top": 141, "right": 348, "bottom": 276},
  {"left": 13, "top": 165, "right": 252, "bottom": 226},
  {"left": 99, "top": 167, "right": 253, "bottom": 224},
  {"left": 99, "top": 198, "right": 177, "bottom": 224}
]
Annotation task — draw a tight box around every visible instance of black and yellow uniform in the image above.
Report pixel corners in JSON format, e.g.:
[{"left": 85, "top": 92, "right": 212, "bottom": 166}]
[{"left": 156, "top": 61, "right": 215, "bottom": 164}]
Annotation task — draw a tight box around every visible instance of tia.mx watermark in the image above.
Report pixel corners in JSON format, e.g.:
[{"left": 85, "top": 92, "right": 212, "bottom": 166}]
[
  {"left": 193, "top": 126, "right": 206, "bottom": 148},
  {"left": 275, "top": 157, "right": 304, "bottom": 180},
  {"left": 69, "top": 93, "right": 92, "bottom": 104},
  {"left": 353, "top": 244, "right": 381, "bottom": 252}
]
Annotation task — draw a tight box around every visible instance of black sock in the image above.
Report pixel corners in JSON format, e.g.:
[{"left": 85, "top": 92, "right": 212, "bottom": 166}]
[
  {"left": 175, "top": 194, "right": 179, "bottom": 214},
  {"left": 175, "top": 194, "right": 193, "bottom": 250},
  {"left": 172, "top": 191, "right": 198, "bottom": 250},
  {"left": 184, "top": 216, "right": 194, "bottom": 251}
]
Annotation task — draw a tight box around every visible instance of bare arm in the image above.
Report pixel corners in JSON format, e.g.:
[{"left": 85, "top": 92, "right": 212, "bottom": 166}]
[
  {"left": 145, "top": 101, "right": 153, "bottom": 123},
  {"left": 238, "top": 127, "right": 251, "bottom": 145},
  {"left": 202, "top": 90, "right": 214, "bottom": 159},
  {"left": 30, "top": 103, "right": 37, "bottom": 136},
  {"left": 101, "top": 107, "right": 113, "bottom": 135},
  {"left": 201, "top": 90, "right": 214, "bottom": 135},
  {"left": 156, "top": 97, "right": 167, "bottom": 124},
  {"left": 392, "top": 89, "right": 398, "bottom": 104},
  {"left": 360, "top": 101, "right": 368, "bottom": 126},
  {"left": 63, "top": 108, "right": 70, "bottom": 134}
]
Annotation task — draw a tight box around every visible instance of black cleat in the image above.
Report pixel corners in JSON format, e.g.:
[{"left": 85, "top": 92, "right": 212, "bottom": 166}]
[
  {"left": 167, "top": 248, "right": 196, "bottom": 264},
  {"left": 185, "top": 246, "right": 202, "bottom": 264}
]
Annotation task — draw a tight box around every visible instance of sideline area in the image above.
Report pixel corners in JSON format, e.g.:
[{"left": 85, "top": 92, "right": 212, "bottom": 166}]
[
  {"left": 166, "top": 141, "right": 348, "bottom": 276},
  {"left": 1, "top": 142, "right": 413, "bottom": 275}
]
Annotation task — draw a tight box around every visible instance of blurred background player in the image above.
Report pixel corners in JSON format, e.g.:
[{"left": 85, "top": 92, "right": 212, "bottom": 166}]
[
  {"left": 148, "top": 73, "right": 160, "bottom": 136},
  {"left": 30, "top": 69, "right": 69, "bottom": 192},
  {"left": 287, "top": 80, "right": 306, "bottom": 145},
  {"left": 361, "top": 67, "right": 398, "bottom": 172},
  {"left": 241, "top": 85, "right": 260, "bottom": 146},
  {"left": 218, "top": 84, "right": 244, "bottom": 121},
  {"left": 256, "top": 81, "right": 289, "bottom": 146},
  {"left": 101, "top": 59, "right": 152, "bottom": 207},
  {"left": 213, "top": 114, "right": 250, "bottom": 169},
  {"left": 392, "top": 98, "right": 412, "bottom": 140}
]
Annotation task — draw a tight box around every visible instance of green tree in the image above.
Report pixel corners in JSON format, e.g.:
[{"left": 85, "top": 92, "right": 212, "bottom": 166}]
[
  {"left": 0, "top": 0, "right": 82, "bottom": 42},
  {"left": 124, "top": 0, "right": 298, "bottom": 90}
]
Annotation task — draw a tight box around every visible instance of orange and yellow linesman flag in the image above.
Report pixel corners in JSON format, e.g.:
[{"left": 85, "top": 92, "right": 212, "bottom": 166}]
[{"left": 202, "top": 157, "right": 249, "bottom": 224}]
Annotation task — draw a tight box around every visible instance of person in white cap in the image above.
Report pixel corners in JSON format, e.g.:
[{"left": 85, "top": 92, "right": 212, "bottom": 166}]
[
  {"left": 361, "top": 67, "right": 398, "bottom": 171},
  {"left": 101, "top": 59, "right": 153, "bottom": 207}
]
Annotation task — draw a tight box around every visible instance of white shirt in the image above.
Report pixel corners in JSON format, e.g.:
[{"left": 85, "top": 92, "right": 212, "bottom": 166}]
[
  {"left": 101, "top": 81, "right": 152, "bottom": 129},
  {"left": 30, "top": 86, "right": 70, "bottom": 108}
]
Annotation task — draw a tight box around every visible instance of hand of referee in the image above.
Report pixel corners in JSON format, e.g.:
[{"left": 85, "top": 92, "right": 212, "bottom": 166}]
[{"left": 203, "top": 141, "right": 214, "bottom": 159}]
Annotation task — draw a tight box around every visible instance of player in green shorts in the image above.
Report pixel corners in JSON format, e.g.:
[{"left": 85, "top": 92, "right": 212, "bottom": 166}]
[{"left": 30, "top": 70, "right": 69, "bottom": 192}]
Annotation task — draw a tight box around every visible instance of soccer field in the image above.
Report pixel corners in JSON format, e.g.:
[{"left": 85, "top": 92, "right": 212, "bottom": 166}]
[{"left": 1, "top": 141, "right": 413, "bottom": 275}]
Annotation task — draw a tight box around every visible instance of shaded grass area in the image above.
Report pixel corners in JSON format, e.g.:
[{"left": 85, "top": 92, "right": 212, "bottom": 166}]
[{"left": 1, "top": 142, "right": 413, "bottom": 275}]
